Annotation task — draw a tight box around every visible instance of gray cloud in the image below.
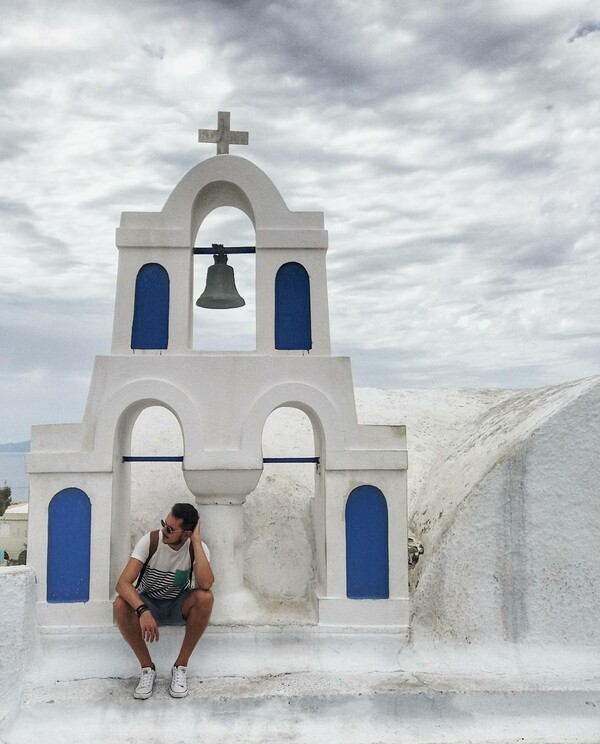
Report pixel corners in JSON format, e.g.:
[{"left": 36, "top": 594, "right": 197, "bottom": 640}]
[
  {"left": 568, "top": 21, "right": 600, "bottom": 42},
  {"left": 142, "top": 43, "right": 166, "bottom": 60},
  {"left": 1, "top": 0, "right": 599, "bottom": 443}
]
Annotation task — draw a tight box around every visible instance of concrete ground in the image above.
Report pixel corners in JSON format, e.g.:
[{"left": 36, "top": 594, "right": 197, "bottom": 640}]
[{"left": 3, "top": 626, "right": 600, "bottom": 744}]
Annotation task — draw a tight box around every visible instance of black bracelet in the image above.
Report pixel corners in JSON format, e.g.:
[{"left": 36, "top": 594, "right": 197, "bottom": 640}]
[{"left": 135, "top": 603, "right": 148, "bottom": 617}]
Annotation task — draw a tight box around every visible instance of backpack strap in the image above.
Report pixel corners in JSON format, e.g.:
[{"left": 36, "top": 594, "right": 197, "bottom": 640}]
[
  {"left": 188, "top": 539, "right": 195, "bottom": 585},
  {"left": 135, "top": 530, "right": 159, "bottom": 589}
]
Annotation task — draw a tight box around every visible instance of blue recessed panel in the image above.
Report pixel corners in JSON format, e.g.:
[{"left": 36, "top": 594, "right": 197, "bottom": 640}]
[
  {"left": 346, "top": 485, "right": 389, "bottom": 599},
  {"left": 131, "top": 263, "right": 170, "bottom": 349},
  {"left": 275, "top": 262, "right": 312, "bottom": 350},
  {"left": 47, "top": 488, "right": 91, "bottom": 602}
]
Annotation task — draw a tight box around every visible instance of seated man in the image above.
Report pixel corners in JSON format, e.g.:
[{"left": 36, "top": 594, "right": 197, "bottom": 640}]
[{"left": 114, "top": 502, "right": 214, "bottom": 699}]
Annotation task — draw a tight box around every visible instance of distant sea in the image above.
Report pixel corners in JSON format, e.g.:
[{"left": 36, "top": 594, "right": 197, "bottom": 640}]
[{"left": 0, "top": 442, "right": 30, "bottom": 503}]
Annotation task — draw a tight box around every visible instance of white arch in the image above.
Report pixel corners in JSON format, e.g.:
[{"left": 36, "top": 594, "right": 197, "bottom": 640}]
[
  {"left": 116, "top": 156, "right": 325, "bottom": 249},
  {"left": 85, "top": 379, "right": 205, "bottom": 457},
  {"left": 165, "top": 156, "right": 310, "bottom": 234},
  {"left": 241, "top": 382, "right": 347, "bottom": 462}
]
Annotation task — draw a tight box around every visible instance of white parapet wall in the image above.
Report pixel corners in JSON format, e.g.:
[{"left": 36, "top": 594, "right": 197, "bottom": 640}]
[{"left": 0, "top": 566, "right": 37, "bottom": 726}]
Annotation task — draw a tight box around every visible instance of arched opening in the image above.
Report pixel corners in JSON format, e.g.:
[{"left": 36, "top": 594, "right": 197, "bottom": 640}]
[
  {"left": 110, "top": 404, "right": 192, "bottom": 592},
  {"left": 47, "top": 487, "right": 91, "bottom": 602},
  {"left": 244, "top": 406, "right": 320, "bottom": 621},
  {"left": 193, "top": 207, "right": 256, "bottom": 351},
  {"left": 129, "top": 406, "right": 189, "bottom": 543},
  {"left": 275, "top": 262, "right": 312, "bottom": 351},
  {"left": 131, "top": 263, "right": 170, "bottom": 349},
  {"left": 346, "top": 485, "right": 389, "bottom": 599}
]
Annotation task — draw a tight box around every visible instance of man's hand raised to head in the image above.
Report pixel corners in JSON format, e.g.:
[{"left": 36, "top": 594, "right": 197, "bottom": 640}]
[
  {"left": 192, "top": 519, "right": 201, "bottom": 542},
  {"left": 190, "top": 518, "right": 214, "bottom": 591}
]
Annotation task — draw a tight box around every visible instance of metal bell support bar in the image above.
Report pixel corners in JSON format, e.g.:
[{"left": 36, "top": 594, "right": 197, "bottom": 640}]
[{"left": 193, "top": 246, "right": 256, "bottom": 255}]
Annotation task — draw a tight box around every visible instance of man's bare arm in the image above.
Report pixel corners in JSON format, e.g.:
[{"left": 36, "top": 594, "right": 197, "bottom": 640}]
[
  {"left": 115, "top": 557, "right": 146, "bottom": 608},
  {"left": 115, "top": 557, "right": 160, "bottom": 642}
]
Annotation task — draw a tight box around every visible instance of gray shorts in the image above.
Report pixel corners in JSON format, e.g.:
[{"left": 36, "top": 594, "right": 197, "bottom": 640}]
[{"left": 139, "top": 590, "right": 192, "bottom": 626}]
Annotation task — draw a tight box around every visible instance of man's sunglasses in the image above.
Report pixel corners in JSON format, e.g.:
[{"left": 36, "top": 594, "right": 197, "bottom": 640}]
[{"left": 161, "top": 519, "right": 185, "bottom": 535}]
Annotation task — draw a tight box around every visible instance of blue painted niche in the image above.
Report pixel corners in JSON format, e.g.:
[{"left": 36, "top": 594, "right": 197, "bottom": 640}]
[
  {"left": 47, "top": 488, "right": 91, "bottom": 602},
  {"left": 345, "top": 485, "right": 389, "bottom": 599},
  {"left": 275, "top": 262, "right": 312, "bottom": 350},
  {"left": 131, "top": 263, "right": 170, "bottom": 349}
]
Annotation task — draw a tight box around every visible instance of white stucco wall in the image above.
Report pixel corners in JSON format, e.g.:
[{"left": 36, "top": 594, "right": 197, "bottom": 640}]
[
  {"left": 405, "top": 378, "right": 600, "bottom": 645},
  {"left": 0, "top": 567, "right": 36, "bottom": 726}
]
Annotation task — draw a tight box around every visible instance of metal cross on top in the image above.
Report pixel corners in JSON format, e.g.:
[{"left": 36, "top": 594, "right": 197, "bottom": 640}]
[{"left": 198, "top": 111, "right": 249, "bottom": 155}]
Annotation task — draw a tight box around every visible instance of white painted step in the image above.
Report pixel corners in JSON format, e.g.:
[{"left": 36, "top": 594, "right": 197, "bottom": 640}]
[{"left": 3, "top": 628, "right": 600, "bottom": 744}]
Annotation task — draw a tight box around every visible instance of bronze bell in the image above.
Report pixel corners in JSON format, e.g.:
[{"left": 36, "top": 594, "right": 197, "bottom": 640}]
[{"left": 196, "top": 246, "right": 245, "bottom": 309}]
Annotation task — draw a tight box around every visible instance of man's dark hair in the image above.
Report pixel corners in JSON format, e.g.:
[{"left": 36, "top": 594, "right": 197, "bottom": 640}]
[{"left": 171, "top": 502, "right": 199, "bottom": 531}]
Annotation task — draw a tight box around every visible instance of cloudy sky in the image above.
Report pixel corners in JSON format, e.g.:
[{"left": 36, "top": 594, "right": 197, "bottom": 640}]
[{"left": 1, "top": 0, "right": 599, "bottom": 443}]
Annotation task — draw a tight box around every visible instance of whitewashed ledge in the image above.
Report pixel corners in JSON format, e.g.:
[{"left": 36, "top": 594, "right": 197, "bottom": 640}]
[
  {"left": 0, "top": 566, "right": 36, "bottom": 728},
  {"left": 2, "top": 575, "right": 600, "bottom": 744}
]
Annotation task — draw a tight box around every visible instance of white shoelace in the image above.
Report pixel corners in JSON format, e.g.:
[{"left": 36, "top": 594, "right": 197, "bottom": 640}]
[
  {"left": 137, "top": 668, "right": 155, "bottom": 690},
  {"left": 172, "top": 666, "right": 187, "bottom": 688}
]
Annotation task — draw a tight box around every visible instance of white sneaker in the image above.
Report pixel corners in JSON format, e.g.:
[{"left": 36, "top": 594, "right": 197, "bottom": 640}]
[
  {"left": 134, "top": 666, "right": 156, "bottom": 699},
  {"left": 169, "top": 665, "right": 188, "bottom": 698}
]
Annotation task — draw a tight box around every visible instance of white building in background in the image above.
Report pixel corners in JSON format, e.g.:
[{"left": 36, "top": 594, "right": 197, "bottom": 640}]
[{"left": 0, "top": 502, "right": 28, "bottom": 563}]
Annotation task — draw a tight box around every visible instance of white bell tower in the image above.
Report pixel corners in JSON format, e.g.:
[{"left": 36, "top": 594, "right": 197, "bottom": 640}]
[{"left": 27, "top": 113, "right": 409, "bottom": 629}]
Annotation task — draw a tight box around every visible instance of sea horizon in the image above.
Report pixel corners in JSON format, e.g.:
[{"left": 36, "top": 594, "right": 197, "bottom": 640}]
[{"left": 0, "top": 452, "right": 29, "bottom": 502}]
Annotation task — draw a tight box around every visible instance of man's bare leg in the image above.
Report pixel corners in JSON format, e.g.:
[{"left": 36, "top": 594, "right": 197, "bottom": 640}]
[
  {"left": 113, "top": 596, "right": 154, "bottom": 669},
  {"left": 174, "top": 589, "right": 213, "bottom": 667}
]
